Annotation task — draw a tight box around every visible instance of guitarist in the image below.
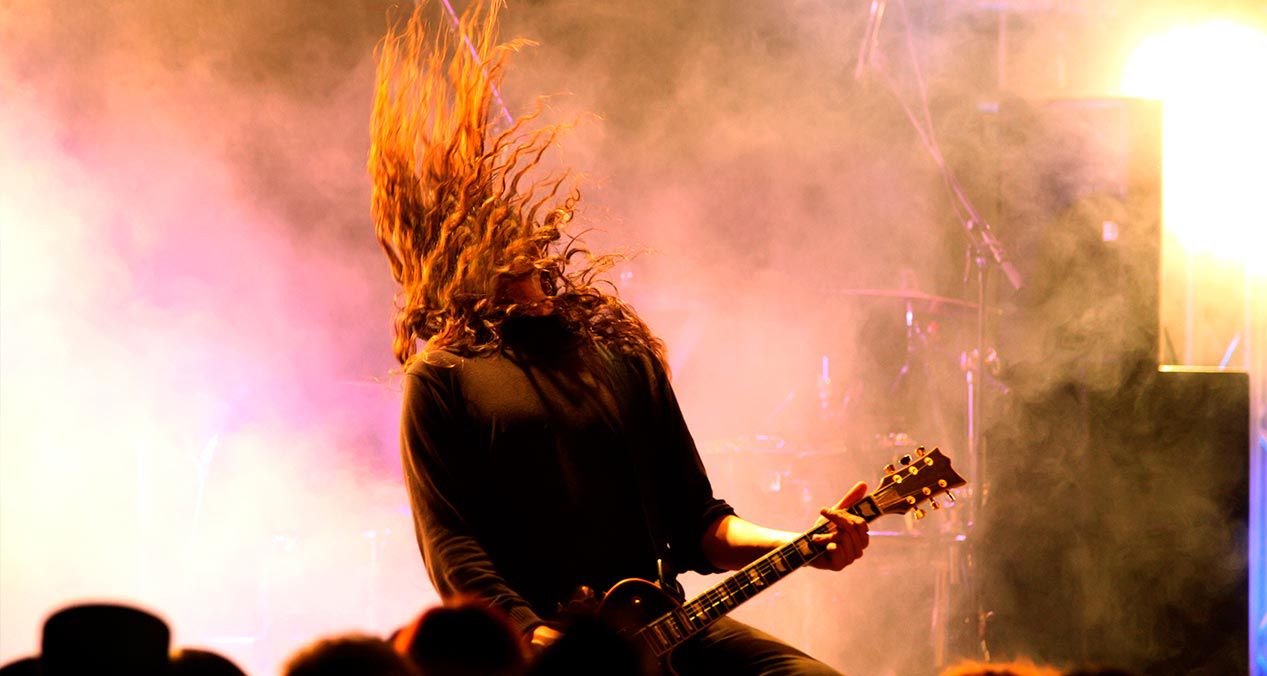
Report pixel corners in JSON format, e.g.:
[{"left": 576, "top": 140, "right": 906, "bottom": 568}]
[{"left": 369, "top": 3, "right": 869, "bottom": 674}]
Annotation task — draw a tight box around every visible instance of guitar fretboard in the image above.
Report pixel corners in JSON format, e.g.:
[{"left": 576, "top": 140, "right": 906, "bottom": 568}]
[{"left": 635, "top": 496, "right": 882, "bottom": 656}]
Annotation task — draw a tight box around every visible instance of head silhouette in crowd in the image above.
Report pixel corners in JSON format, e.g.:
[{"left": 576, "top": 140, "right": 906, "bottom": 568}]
[
  {"left": 940, "top": 660, "right": 1142, "bottom": 676},
  {"left": 392, "top": 600, "right": 525, "bottom": 676},
  {"left": 527, "top": 616, "right": 643, "bottom": 676},
  {"left": 284, "top": 634, "right": 418, "bottom": 676},
  {"left": 0, "top": 603, "right": 171, "bottom": 676},
  {"left": 940, "top": 660, "right": 1061, "bottom": 676},
  {"left": 0, "top": 604, "right": 249, "bottom": 676},
  {"left": 170, "top": 648, "right": 249, "bottom": 676}
]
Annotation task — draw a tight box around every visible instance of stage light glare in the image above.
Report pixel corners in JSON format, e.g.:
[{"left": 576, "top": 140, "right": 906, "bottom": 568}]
[{"left": 1121, "top": 20, "right": 1267, "bottom": 274}]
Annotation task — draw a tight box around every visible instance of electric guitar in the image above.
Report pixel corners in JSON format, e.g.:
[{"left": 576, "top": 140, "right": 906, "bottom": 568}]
[{"left": 594, "top": 446, "right": 966, "bottom": 674}]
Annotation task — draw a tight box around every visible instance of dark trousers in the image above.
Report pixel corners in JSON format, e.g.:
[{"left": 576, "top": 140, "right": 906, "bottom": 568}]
[{"left": 670, "top": 617, "right": 843, "bottom": 676}]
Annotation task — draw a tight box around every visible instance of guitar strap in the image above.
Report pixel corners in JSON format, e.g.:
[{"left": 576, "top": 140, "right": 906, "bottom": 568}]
[
  {"left": 563, "top": 344, "right": 682, "bottom": 598},
  {"left": 603, "top": 348, "right": 685, "bottom": 601},
  {"left": 613, "top": 430, "right": 681, "bottom": 599}
]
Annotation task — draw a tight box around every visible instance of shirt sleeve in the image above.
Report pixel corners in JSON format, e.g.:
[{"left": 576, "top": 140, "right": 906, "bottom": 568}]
[
  {"left": 643, "top": 355, "right": 737, "bottom": 575},
  {"left": 399, "top": 364, "right": 543, "bottom": 635}
]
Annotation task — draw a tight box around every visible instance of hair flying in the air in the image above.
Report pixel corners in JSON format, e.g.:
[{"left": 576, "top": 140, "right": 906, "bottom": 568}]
[{"left": 369, "top": 0, "right": 665, "bottom": 369}]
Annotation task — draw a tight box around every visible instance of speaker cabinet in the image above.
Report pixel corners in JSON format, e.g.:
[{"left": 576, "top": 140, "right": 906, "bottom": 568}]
[{"left": 983, "top": 368, "right": 1249, "bottom": 674}]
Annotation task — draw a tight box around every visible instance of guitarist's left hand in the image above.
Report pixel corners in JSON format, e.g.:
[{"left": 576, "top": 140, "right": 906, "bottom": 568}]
[{"left": 811, "top": 481, "right": 870, "bottom": 571}]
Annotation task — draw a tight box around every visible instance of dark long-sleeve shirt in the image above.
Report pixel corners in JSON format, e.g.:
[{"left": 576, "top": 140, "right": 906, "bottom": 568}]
[{"left": 399, "top": 314, "right": 734, "bottom": 634}]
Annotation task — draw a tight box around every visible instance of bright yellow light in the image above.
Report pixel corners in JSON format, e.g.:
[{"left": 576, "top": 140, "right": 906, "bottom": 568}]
[{"left": 1121, "top": 20, "right": 1267, "bottom": 274}]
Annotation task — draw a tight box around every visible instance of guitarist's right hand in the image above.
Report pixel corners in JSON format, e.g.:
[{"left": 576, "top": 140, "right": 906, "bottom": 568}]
[{"left": 528, "top": 623, "right": 562, "bottom": 653}]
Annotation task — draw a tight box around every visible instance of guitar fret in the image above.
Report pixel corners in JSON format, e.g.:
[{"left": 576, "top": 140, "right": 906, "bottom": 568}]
[
  {"left": 641, "top": 627, "right": 667, "bottom": 655},
  {"left": 687, "top": 607, "right": 701, "bottom": 625},
  {"left": 785, "top": 544, "right": 802, "bottom": 566},
  {"left": 718, "top": 586, "right": 733, "bottom": 607},
  {"left": 657, "top": 624, "right": 669, "bottom": 646},
  {"left": 758, "top": 559, "right": 777, "bottom": 583}
]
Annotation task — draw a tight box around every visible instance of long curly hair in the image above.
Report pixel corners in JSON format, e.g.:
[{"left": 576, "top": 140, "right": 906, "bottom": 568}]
[{"left": 369, "top": 0, "right": 665, "bottom": 369}]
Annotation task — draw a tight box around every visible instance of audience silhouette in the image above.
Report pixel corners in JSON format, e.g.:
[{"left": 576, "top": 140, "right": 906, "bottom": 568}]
[{"left": 0, "top": 600, "right": 1150, "bottom": 675}]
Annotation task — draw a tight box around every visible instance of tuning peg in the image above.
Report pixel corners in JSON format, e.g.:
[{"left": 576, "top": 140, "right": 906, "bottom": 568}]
[
  {"left": 900, "top": 454, "right": 912, "bottom": 466},
  {"left": 946, "top": 491, "right": 957, "bottom": 503},
  {"left": 915, "top": 446, "right": 926, "bottom": 458},
  {"left": 883, "top": 463, "right": 896, "bottom": 475},
  {"left": 912, "top": 507, "right": 926, "bottom": 520},
  {"left": 929, "top": 498, "right": 941, "bottom": 510}
]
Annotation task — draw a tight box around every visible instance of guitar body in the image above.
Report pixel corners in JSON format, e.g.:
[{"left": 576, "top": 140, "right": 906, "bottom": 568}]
[{"left": 598, "top": 578, "right": 682, "bottom": 675}]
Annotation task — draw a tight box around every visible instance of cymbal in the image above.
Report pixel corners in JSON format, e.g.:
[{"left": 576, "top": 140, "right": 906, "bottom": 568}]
[{"left": 830, "top": 288, "right": 981, "bottom": 313}]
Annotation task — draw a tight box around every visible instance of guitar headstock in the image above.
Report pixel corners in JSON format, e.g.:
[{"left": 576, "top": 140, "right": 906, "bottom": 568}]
[{"left": 870, "top": 447, "right": 966, "bottom": 519}]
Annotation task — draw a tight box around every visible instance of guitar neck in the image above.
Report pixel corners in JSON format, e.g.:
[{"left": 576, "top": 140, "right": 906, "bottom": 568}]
[{"left": 636, "top": 495, "right": 884, "bottom": 656}]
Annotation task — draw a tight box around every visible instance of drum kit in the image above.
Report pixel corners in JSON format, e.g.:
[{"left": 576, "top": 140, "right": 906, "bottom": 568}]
[
  {"left": 699, "top": 282, "right": 989, "bottom": 517},
  {"left": 696, "top": 282, "right": 997, "bottom": 668}
]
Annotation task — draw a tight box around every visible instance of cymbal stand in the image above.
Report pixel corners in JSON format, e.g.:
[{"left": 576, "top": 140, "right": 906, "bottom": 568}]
[{"left": 860, "top": 0, "right": 1025, "bottom": 661}]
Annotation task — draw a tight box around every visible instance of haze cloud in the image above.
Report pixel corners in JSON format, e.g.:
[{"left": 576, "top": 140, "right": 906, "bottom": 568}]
[{"left": 1, "top": 1, "right": 1257, "bottom": 673}]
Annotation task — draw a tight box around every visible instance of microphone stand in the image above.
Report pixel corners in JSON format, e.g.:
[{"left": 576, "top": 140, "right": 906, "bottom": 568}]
[
  {"left": 960, "top": 210, "right": 1022, "bottom": 536},
  {"left": 856, "top": 0, "right": 1025, "bottom": 661},
  {"left": 958, "top": 206, "right": 1020, "bottom": 666}
]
